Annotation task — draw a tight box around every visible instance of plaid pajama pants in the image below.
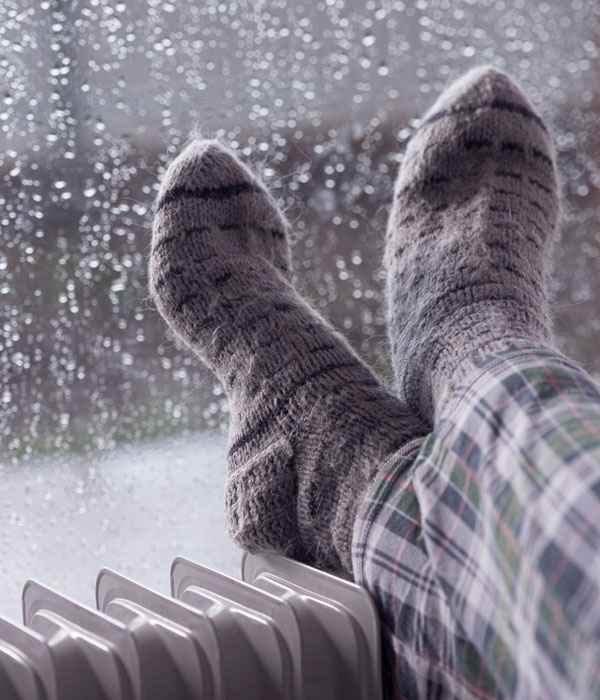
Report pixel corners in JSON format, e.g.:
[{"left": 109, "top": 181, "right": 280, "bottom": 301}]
[{"left": 352, "top": 347, "right": 600, "bottom": 700}]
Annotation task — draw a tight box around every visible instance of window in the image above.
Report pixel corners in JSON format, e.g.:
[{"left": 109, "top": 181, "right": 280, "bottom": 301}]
[{"left": 1, "top": 0, "right": 598, "bottom": 619}]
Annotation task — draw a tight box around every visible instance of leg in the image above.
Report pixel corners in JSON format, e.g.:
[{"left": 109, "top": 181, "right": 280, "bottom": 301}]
[
  {"left": 364, "top": 66, "right": 600, "bottom": 697},
  {"left": 149, "top": 140, "right": 428, "bottom": 575},
  {"left": 412, "top": 347, "right": 600, "bottom": 699},
  {"left": 354, "top": 349, "right": 600, "bottom": 699},
  {"left": 353, "top": 440, "right": 504, "bottom": 700},
  {"left": 385, "top": 66, "right": 559, "bottom": 424}
]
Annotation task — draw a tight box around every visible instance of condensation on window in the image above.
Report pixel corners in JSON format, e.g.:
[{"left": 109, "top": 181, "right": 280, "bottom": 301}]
[{"left": 0, "top": 0, "right": 598, "bottom": 616}]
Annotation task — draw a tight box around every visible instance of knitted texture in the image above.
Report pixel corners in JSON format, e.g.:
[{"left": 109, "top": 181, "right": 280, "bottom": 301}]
[
  {"left": 149, "top": 139, "right": 427, "bottom": 575},
  {"left": 384, "top": 66, "right": 560, "bottom": 424}
]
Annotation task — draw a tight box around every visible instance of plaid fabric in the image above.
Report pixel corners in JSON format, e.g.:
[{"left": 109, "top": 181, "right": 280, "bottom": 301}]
[{"left": 353, "top": 347, "right": 600, "bottom": 700}]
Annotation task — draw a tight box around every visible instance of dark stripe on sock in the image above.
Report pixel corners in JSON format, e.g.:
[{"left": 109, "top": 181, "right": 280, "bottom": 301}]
[
  {"left": 152, "top": 234, "right": 175, "bottom": 255},
  {"left": 193, "top": 253, "right": 223, "bottom": 265},
  {"left": 422, "top": 174, "right": 450, "bottom": 188},
  {"left": 395, "top": 184, "right": 412, "bottom": 199},
  {"left": 493, "top": 187, "right": 521, "bottom": 197},
  {"left": 398, "top": 214, "right": 415, "bottom": 227},
  {"left": 154, "top": 266, "right": 183, "bottom": 292},
  {"left": 217, "top": 294, "right": 253, "bottom": 314},
  {"left": 183, "top": 226, "right": 210, "bottom": 238},
  {"left": 485, "top": 239, "right": 508, "bottom": 248},
  {"left": 433, "top": 283, "right": 524, "bottom": 304},
  {"left": 214, "top": 272, "right": 233, "bottom": 287},
  {"left": 501, "top": 141, "right": 525, "bottom": 153},
  {"left": 153, "top": 226, "right": 210, "bottom": 254},
  {"left": 345, "top": 377, "right": 386, "bottom": 391},
  {"left": 419, "top": 225, "right": 443, "bottom": 238},
  {"left": 362, "top": 393, "right": 388, "bottom": 403},
  {"left": 157, "top": 181, "right": 266, "bottom": 211},
  {"left": 228, "top": 361, "right": 361, "bottom": 457},
  {"left": 528, "top": 176, "right": 553, "bottom": 195},
  {"left": 489, "top": 98, "right": 547, "bottom": 131},
  {"left": 250, "top": 224, "right": 285, "bottom": 240},
  {"left": 528, "top": 198, "right": 547, "bottom": 216},
  {"left": 310, "top": 344, "right": 337, "bottom": 353},
  {"left": 464, "top": 138, "right": 493, "bottom": 149},
  {"left": 485, "top": 240, "right": 510, "bottom": 252},
  {"left": 420, "top": 99, "right": 548, "bottom": 133},
  {"left": 495, "top": 170, "right": 521, "bottom": 180},
  {"left": 219, "top": 222, "right": 285, "bottom": 240},
  {"left": 503, "top": 264, "right": 524, "bottom": 279},
  {"left": 531, "top": 146, "right": 553, "bottom": 167}
]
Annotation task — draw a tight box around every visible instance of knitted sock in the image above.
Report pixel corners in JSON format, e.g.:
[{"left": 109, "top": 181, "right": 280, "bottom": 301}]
[
  {"left": 150, "top": 139, "right": 427, "bottom": 574},
  {"left": 385, "top": 66, "right": 559, "bottom": 424}
]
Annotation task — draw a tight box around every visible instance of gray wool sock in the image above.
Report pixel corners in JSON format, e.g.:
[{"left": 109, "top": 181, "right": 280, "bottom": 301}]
[
  {"left": 385, "top": 66, "right": 559, "bottom": 424},
  {"left": 150, "top": 139, "right": 427, "bottom": 575}
]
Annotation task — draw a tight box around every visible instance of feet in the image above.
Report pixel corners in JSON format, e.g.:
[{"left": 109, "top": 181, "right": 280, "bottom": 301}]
[
  {"left": 385, "top": 66, "right": 559, "bottom": 423},
  {"left": 150, "top": 140, "right": 427, "bottom": 574}
]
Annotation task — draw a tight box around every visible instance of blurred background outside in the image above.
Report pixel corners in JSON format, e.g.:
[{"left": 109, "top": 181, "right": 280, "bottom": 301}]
[{"left": 0, "top": 0, "right": 599, "bottom": 619}]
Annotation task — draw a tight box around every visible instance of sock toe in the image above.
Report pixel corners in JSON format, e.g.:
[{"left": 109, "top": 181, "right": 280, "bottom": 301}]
[
  {"left": 400, "top": 67, "right": 555, "bottom": 196},
  {"left": 156, "top": 139, "right": 264, "bottom": 203},
  {"left": 151, "top": 139, "right": 292, "bottom": 289},
  {"left": 420, "top": 66, "right": 540, "bottom": 124}
]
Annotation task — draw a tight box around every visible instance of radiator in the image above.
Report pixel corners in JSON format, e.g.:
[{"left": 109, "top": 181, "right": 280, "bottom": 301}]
[{"left": 0, "top": 552, "right": 382, "bottom": 700}]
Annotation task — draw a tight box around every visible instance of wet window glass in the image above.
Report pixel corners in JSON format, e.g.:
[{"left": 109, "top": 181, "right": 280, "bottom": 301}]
[{"left": 1, "top": 0, "right": 598, "bottom": 618}]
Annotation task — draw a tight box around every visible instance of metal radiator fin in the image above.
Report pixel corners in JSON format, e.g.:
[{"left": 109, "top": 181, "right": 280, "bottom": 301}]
[{"left": 1, "top": 554, "right": 381, "bottom": 700}]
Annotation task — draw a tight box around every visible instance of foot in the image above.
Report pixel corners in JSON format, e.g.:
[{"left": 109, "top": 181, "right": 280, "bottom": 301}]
[
  {"left": 385, "top": 66, "right": 559, "bottom": 423},
  {"left": 150, "top": 139, "right": 427, "bottom": 574}
]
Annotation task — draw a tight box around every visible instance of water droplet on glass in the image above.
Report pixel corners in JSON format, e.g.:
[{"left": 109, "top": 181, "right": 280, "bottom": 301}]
[{"left": 0, "top": 0, "right": 596, "bottom": 621}]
